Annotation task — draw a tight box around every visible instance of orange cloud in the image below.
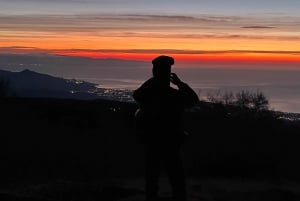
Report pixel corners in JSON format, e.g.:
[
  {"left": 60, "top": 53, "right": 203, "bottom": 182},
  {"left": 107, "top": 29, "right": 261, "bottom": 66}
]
[{"left": 1, "top": 14, "right": 300, "bottom": 65}]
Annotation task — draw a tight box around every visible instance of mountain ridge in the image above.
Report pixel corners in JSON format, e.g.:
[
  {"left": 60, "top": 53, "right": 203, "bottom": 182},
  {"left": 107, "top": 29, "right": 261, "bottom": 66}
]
[{"left": 0, "top": 69, "right": 133, "bottom": 101}]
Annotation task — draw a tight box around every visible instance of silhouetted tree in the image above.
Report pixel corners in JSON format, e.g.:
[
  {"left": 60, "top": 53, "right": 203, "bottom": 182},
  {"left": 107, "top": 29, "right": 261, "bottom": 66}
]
[
  {"left": 235, "top": 90, "right": 269, "bottom": 110},
  {"left": 222, "top": 91, "right": 235, "bottom": 105},
  {"left": 235, "top": 90, "right": 252, "bottom": 108},
  {"left": 251, "top": 90, "right": 269, "bottom": 111},
  {"left": 206, "top": 89, "right": 269, "bottom": 111},
  {"left": 206, "top": 90, "right": 222, "bottom": 104}
]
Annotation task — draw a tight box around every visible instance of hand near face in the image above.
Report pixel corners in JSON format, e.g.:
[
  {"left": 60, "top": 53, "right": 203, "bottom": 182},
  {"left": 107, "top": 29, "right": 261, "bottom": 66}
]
[{"left": 170, "top": 73, "right": 182, "bottom": 86}]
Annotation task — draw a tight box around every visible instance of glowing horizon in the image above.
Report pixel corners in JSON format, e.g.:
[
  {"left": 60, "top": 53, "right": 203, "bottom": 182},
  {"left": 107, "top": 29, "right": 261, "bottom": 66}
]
[
  {"left": 1, "top": 46, "right": 300, "bottom": 64},
  {"left": 0, "top": 1, "right": 300, "bottom": 67},
  {"left": 57, "top": 51, "right": 300, "bottom": 63}
]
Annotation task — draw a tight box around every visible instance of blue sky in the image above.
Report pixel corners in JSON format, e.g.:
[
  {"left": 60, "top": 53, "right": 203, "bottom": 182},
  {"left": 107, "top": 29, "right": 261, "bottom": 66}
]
[{"left": 1, "top": 0, "right": 300, "bottom": 16}]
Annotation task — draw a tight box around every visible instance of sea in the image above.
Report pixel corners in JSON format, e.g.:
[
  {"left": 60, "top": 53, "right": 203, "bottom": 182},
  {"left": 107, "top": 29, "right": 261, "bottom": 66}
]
[
  {"left": 2, "top": 58, "right": 299, "bottom": 114},
  {"left": 79, "top": 68, "right": 300, "bottom": 114}
]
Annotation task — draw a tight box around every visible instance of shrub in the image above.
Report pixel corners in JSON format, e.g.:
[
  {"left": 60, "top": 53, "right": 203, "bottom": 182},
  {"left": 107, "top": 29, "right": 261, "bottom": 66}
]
[{"left": 206, "top": 89, "right": 269, "bottom": 111}]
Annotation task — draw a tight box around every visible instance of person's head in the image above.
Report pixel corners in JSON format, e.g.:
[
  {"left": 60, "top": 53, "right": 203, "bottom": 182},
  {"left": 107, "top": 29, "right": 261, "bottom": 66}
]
[{"left": 152, "top": 55, "right": 174, "bottom": 82}]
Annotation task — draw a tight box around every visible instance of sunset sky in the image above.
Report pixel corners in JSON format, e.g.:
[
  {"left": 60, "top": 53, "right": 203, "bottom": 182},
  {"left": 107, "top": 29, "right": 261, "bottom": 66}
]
[{"left": 1, "top": 0, "right": 300, "bottom": 65}]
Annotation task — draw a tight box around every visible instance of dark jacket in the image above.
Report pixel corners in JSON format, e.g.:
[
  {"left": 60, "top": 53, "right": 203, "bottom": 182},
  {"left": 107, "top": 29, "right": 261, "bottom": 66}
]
[{"left": 133, "top": 77, "right": 199, "bottom": 145}]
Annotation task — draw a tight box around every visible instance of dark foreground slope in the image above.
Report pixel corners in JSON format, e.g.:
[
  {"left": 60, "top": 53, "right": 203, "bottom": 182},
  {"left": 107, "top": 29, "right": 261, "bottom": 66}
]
[{"left": 1, "top": 97, "right": 300, "bottom": 201}]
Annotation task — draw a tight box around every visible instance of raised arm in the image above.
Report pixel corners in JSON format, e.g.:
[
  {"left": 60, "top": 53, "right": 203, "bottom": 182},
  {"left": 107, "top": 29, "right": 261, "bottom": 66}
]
[{"left": 170, "top": 73, "right": 199, "bottom": 108}]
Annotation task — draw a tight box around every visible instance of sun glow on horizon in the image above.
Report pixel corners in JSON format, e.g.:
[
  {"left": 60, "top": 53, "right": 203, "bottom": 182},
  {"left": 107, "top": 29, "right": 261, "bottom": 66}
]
[
  {"left": 55, "top": 51, "right": 300, "bottom": 63},
  {"left": 0, "top": 12, "right": 300, "bottom": 69}
]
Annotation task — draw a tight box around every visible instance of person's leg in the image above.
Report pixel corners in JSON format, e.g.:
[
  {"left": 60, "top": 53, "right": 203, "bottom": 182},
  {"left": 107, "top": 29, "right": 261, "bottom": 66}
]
[
  {"left": 145, "top": 146, "right": 161, "bottom": 201},
  {"left": 165, "top": 148, "right": 187, "bottom": 201}
]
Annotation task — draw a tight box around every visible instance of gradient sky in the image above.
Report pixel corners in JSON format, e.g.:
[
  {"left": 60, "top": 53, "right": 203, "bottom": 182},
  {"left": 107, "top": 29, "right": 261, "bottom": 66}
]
[{"left": 1, "top": 0, "right": 300, "bottom": 64}]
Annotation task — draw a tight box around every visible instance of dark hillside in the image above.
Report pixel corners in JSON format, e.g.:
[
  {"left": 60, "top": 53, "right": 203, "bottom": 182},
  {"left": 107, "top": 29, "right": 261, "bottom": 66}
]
[{"left": 1, "top": 97, "right": 300, "bottom": 201}]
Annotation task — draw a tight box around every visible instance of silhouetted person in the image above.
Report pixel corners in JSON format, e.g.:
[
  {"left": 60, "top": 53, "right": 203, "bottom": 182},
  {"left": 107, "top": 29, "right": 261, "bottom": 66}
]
[{"left": 133, "top": 55, "right": 199, "bottom": 201}]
